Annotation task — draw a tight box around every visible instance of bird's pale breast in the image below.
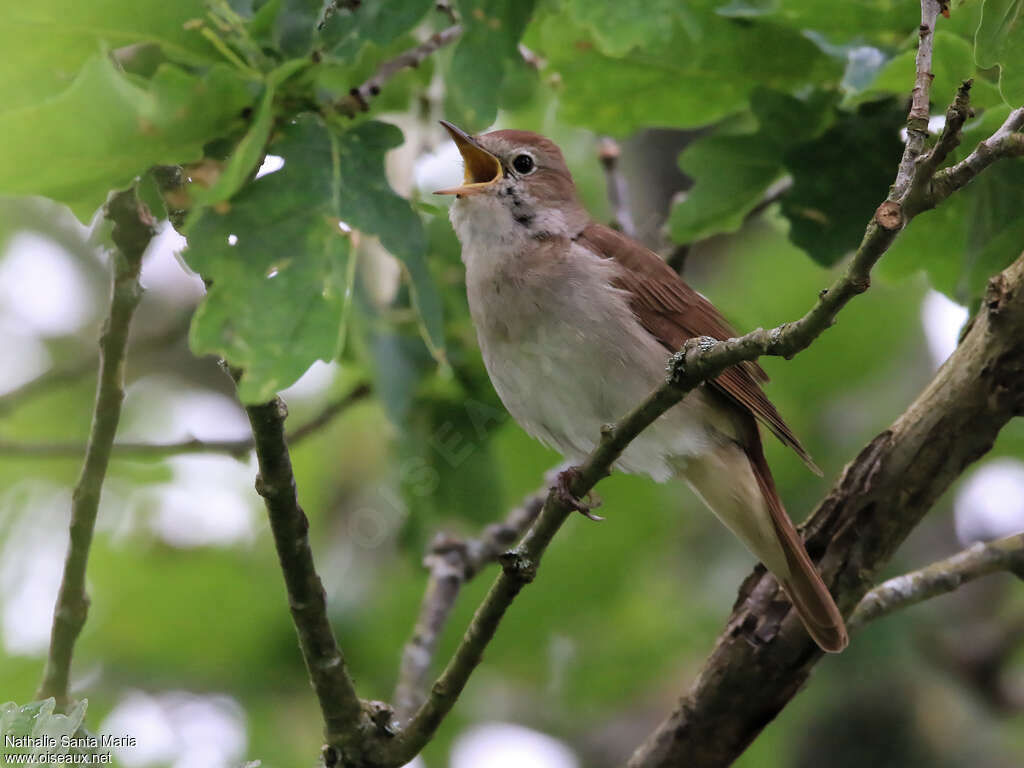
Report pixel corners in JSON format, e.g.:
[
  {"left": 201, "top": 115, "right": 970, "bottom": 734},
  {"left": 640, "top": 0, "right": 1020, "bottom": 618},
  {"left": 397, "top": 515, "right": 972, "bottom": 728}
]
[{"left": 461, "top": 236, "right": 722, "bottom": 481}]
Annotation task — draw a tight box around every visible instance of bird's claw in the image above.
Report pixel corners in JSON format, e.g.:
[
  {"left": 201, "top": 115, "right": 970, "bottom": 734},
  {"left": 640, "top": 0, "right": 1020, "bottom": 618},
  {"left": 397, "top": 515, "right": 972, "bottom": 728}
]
[{"left": 552, "top": 467, "right": 604, "bottom": 521}]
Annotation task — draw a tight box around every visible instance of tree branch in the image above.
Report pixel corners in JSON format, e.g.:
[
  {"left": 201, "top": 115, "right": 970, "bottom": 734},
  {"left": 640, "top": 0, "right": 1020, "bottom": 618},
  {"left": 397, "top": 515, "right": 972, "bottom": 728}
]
[
  {"left": 337, "top": 25, "right": 462, "bottom": 117},
  {"left": 36, "top": 186, "right": 155, "bottom": 711},
  {"left": 0, "top": 383, "right": 370, "bottom": 459},
  {"left": 243, "top": 392, "right": 374, "bottom": 761},
  {"left": 849, "top": 533, "right": 1024, "bottom": 631},
  {"left": 393, "top": 468, "right": 560, "bottom": 721}
]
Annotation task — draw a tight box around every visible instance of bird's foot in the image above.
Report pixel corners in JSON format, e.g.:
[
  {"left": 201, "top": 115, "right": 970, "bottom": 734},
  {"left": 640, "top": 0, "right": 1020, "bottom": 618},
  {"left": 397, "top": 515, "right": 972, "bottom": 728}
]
[{"left": 552, "top": 467, "right": 604, "bottom": 521}]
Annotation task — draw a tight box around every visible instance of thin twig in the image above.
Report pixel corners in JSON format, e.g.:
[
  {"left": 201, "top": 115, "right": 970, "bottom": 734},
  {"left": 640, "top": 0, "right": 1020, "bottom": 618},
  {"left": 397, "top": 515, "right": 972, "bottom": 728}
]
[
  {"left": 890, "top": 0, "right": 941, "bottom": 201},
  {"left": 244, "top": 391, "right": 371, "bottom": 756},
  {"left": 849, "top": 532, "right": 1024, "bottom": 630},
  {"left": 0, "top": 314, "right": 192, "bottom": 416},
  {"left": 929, "top": 106, "right": 1024, "bottom": 208},
  {"left": 393, "top": 468, "right": 562, "bottom": 721},
  {"left": 0, "top": 383, "right": 371, "bottom": 459},
  {"left": 36, "top": 186, "right": 155, "bottom": 711},
  {"left": 337, "top": 26, "right": 462, "bottom": 117},
  {"left": 598, "top": 138, "right": 636, "bottom": 238}
]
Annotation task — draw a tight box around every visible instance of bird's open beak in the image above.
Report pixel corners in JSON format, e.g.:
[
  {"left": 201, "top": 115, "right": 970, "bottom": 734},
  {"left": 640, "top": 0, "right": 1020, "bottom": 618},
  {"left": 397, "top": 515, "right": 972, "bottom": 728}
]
[{"left": 434, "top": 120, "right": 503, "bottom": 196}]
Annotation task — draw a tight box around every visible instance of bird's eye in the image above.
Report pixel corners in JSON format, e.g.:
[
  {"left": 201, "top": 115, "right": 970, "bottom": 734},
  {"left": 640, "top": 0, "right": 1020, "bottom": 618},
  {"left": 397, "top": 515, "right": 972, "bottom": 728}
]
[{"left": 512, "top": 153, "right": 535, "bottom": 174}]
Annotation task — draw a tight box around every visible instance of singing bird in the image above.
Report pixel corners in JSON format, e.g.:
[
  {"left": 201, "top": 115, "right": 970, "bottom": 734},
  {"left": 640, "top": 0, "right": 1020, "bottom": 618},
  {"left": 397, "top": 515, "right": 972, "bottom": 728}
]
[{"left": 435, "top": 121, "right": 848, "bottom": 653}]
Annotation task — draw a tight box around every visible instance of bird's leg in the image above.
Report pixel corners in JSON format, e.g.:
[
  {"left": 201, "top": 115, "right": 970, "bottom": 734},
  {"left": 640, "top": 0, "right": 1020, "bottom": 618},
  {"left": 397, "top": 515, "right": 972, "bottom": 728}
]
[{"left": 551, "top": 466, "right": 604, "bottom": 521}]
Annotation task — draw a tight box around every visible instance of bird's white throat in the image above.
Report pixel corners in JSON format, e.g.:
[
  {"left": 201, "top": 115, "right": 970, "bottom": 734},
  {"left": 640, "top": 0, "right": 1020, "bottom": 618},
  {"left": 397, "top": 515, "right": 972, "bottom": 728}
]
[{"left": 449, "top": 187, "right": 569, "bottom": 272}]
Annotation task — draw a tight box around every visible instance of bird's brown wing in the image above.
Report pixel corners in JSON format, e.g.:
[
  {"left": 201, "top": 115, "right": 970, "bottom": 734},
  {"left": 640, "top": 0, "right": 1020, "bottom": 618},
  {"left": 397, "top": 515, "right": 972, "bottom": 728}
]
[{"left": 575, "top": 221, "right": 821, "bottom": 475}]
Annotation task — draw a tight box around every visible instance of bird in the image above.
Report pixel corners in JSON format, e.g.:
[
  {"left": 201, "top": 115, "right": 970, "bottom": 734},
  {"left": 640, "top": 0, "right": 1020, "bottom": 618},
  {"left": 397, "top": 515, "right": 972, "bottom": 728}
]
[{"left": 435, "top": 120, "right": 848, "bottom": 653}]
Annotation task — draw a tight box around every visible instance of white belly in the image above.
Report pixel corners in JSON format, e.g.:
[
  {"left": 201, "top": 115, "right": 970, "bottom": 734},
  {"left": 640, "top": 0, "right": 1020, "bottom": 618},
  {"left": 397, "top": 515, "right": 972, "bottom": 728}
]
[{"left": 464, "top": 242, "right": 722, "bottom": 482}]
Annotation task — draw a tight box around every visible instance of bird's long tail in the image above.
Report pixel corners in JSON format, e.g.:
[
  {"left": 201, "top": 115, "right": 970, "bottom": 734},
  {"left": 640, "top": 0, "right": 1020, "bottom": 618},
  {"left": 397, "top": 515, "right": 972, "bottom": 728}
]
[{"left": 682, "top": 437, "right": 848, "bottom": 653}]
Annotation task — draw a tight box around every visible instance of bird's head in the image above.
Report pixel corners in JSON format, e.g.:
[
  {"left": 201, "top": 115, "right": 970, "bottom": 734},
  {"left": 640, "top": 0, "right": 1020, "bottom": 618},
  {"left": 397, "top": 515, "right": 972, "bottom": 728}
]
[{"left": 435, "top": 121, "right": 586, "bottom": 243}]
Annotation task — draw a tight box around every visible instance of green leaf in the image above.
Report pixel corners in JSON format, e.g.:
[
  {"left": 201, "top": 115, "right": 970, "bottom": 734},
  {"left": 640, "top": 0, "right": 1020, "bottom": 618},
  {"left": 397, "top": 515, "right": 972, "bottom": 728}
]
[
  {"left": 745, "top": 0, "right": 917, "bottom": 44},
  {"left": 0, "top": 56, "right": 253, "bottom": 222},
  {"left": 532, "top": 8, "right": 838, "bottom": 135},
  {"left": 185, "top": 115, "right": 353, "bottom": 403},
  {"left": 368, "top": 330, "right": 435, "bottom": 425},
  {"left": 185, "top": 116, "right": 443, "bottom": 402},
  {"left": 563, "top": 0, "right": 695, "bottom": 56},
  {"left": 194, "top": 85, "right": 276, "bottom": 207},
  {"left": 315, "top": 34, "right": 435, "bottom": 117},
  {"left": 189, "top": 58, "right": 309, "bottom": 208},
  {"left": 271, "top": 0, "right": 326, "bottom": 56},
  {"left": 0, "top": 699, "right": 95, "bottom": 757},
  {"left": 975, "top": 0, "right": 1024, "bottom": 105},
  {"left": 0, "top": 2, "right": 218, "bottom": 111},
  {"left": 671, "top": 135, "right": 783, "bottom": 244},
  {"left": 319, "top": 0, "right": 435, "bottom": 58},
  {"left": 272, "top": 0, "right": 434, "bottom": 59},
  {"left": 445, "top": 0, "right": 538, "bottom": 131},
  {"left": 324, "top": 121, "right": 445, "bottom": 354},
  {"left": 399, "top": 396, "right": 506, "bottom": 539},
  {"left": 669, "top": 89, "right": 834, "bottom": 243},
  {"left": 866, "top": 31, "right": 1002, "bottom": 109},
  {"left": 781, "top": 99, "right": 905, "bottom": 265}
]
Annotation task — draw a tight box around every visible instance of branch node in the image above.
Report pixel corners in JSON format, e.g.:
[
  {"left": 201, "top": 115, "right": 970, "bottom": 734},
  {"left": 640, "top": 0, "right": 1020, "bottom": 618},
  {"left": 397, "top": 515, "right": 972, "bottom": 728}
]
[
  {"left": 498, "top": 550, "right": 537, "bottom": 583},
  {"left": 551, "top": 466, "right": 604, "bottom": 519},
  {"left": 365, "top": 700, "right": 397, "bottom": 737},
  {"left": 274, "top": 398, "right": 289, "bottom": 421},
  {"left": 254, "top": 473, "right": 272, "bottom": 498},
  {"left": 874, "top": 201, "right": 903, "bottom": 230}
]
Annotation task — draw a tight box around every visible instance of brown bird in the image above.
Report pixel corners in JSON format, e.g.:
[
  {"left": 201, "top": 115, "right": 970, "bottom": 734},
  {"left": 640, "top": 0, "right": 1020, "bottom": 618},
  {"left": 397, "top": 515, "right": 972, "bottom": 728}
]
[{"left": 435, "top": 121, "right": 848, "bottom": 653}]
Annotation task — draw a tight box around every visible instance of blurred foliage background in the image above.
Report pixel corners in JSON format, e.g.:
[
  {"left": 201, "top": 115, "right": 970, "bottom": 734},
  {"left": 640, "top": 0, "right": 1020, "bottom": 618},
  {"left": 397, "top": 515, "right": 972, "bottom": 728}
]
[{"left": 1, "top": 1, "right": 1023, "bottom": 766}]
